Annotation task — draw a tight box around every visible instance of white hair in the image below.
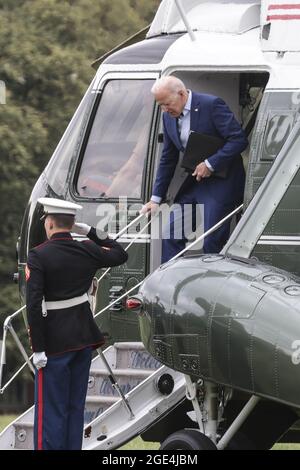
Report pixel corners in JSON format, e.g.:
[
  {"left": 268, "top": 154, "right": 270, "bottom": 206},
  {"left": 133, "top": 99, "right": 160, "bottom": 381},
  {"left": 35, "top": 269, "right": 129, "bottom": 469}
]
[{"left": 151, "top": 76, "right": 187, "bottom": 96}]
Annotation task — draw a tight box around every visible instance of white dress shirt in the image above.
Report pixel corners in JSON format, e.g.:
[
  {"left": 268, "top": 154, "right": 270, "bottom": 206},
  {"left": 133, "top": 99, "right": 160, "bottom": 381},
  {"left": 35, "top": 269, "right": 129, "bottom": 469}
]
[{"left": 177, "top": 90, "right": 192, "bottom": 149}]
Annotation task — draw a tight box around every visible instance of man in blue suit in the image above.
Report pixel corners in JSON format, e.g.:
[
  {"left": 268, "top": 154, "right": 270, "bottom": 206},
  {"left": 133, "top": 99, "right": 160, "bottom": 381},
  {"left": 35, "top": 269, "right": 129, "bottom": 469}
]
[{"left": 142, "top": 76, "right": 248, "bottom": 263}]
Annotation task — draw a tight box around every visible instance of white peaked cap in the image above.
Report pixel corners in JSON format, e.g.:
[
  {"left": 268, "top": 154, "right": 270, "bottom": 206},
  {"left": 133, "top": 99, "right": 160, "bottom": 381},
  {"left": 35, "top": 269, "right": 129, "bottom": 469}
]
[{"left": 38, "top": 198, "right": 83, "bottom": 216}]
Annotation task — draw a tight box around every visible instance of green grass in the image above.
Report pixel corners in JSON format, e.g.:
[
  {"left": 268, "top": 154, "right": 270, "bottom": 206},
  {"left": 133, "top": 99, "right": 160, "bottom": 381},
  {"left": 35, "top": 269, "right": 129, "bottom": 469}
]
[
  {"left": 272, "top": 443, "right": 300, "bottom": 450},
  {"left": 119, "top": 436, "right": 159, "bottom": 450},
  {"left": 120, "top": 438, "right": 300, "bottom": 451},
  {"left": 0, "top": 415, "right": 18, "bottom": 433},
  {"left": 1, "top": 415, "right": 300, "bottom": 450}
]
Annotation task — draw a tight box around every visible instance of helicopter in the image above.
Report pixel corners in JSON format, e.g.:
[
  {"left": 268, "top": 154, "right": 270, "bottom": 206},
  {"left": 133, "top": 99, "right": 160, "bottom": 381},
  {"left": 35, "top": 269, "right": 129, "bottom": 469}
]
[{"left": 2, "top": 0, "right": 300, "bottom": 450}]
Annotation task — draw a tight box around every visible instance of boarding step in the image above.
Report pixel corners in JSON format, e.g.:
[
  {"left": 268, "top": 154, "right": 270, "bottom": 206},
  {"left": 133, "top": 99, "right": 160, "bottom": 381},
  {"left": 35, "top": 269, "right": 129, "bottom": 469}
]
[
  {"left": 90, "top": 368, "right": 152, "bottom": 378},
  {"left": 0, "top": 342, "right": 171, "bottom": 450},
  {"left": 88, "top": 368, "right": 153, "bottom": 398},
  {"left": 84, "top": 395, "right": 119, "bottom": 423},
  {"left": 113, "top": 342, "right": 162, "bottom": 370},
  {"left": 83, "top": 365, "right": 186, "bottom": 450},
  {"left": 85, "top": 396, "right": 119, "bottom": 405}
]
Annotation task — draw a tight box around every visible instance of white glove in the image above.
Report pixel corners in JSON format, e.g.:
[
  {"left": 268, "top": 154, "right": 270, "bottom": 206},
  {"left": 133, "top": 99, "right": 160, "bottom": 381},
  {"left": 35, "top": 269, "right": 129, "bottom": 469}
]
[
  {"left": 33, "top": 352, "right": 48, "bottom": 370},
  {"left": 73, "top": 222, "right": 91, "bottom": 236}
]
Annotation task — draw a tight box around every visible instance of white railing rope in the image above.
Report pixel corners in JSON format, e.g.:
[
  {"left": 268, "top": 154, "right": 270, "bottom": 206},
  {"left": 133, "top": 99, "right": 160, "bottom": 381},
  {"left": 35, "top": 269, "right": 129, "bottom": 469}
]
[{"left": 1, "top": 204, "right": 243, "bottom": 391}]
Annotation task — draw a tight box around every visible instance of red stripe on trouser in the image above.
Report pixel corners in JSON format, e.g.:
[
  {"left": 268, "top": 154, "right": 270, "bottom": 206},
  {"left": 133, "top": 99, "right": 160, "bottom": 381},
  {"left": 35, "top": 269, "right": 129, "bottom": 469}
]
[{"left": 37, "top": 369, "right": 44, "bottom": 450}]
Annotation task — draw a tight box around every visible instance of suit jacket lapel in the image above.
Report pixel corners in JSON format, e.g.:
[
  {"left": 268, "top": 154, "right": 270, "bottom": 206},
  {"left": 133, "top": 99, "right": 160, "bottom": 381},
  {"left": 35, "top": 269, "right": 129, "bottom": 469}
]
[{"left": 190, "top": 93, "right": 201, "bottom": 132}]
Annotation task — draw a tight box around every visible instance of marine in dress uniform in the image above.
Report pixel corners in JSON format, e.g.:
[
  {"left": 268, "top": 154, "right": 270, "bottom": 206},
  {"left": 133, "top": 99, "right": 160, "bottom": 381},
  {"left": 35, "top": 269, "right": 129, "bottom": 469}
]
[{"left": 26, "top": 198, "right": 128, "bottom": 450}]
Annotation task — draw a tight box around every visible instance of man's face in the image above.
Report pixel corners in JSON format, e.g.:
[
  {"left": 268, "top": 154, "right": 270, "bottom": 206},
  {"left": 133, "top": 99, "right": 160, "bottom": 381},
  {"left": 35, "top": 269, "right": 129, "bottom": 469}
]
[{"left": 155, "top": 88, "right": 186, "bottom": 118}]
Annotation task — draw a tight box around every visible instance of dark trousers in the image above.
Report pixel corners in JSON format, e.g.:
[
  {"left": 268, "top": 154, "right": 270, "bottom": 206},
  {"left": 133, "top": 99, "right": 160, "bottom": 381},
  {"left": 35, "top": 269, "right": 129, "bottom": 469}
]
[
  {"left": 161, "top": 185, "right": 235, "bottom": 263},
  {"left": 34, "top": 347, "right": 92, "bottom": 450}
]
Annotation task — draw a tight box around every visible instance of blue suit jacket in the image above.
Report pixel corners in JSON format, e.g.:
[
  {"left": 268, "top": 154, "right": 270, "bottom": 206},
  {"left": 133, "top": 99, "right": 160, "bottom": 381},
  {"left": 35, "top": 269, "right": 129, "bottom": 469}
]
[{"left": 152, "top": 92, "right": 248, "bottom": 205}]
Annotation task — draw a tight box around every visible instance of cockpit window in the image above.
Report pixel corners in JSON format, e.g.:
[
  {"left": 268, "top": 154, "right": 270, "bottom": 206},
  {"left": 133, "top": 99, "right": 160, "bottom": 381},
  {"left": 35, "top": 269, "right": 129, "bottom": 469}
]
[{"left": 77, "top": 79, "right": 155, "bottom": 199}]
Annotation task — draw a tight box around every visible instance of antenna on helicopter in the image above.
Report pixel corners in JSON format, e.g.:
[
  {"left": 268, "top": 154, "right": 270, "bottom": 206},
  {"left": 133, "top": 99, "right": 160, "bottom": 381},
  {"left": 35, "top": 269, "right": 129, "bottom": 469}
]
[{"left": 174, "top": 0, "right": 196, "bottom": 42}]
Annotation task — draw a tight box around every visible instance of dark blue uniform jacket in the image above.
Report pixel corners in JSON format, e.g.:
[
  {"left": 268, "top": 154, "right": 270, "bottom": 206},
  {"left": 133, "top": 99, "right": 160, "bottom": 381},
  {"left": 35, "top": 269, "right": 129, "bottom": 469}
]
[{"left": 26, "top": 228, "right": 128, "bottom": 355}]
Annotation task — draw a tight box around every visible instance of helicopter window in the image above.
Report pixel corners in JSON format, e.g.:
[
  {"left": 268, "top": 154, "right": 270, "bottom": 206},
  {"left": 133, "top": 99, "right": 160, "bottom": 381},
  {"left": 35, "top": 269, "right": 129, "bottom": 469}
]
[
  {"left": 261, "top": 111, "right": 295, "bottom": 161},
  {"left": 44, "top": 81, "right": 95, "bottom": 196},
  {"left": 77, "top": 79, "right": 155, "bottom": 199}
]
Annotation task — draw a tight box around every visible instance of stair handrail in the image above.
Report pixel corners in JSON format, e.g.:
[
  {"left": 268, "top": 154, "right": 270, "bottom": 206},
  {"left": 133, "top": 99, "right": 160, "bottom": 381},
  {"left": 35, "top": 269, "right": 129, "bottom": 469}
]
[
  {"left": 94, "top": 204, "right": 243, "bottom": 318},
  {"left": 0, "top": 305, "right": 34, "bottom": 393},
  {"left": 1, "top": 352, "right": 33, "bottom": 394},
  {"left": 0, "top": 204, "right": 243, "bottom": 392},
  {"left": 0, "top": 214, "right": 149, "bottom": 393},
  {"left": 96, "top": 213, "right": 152, "bottom": 285}
]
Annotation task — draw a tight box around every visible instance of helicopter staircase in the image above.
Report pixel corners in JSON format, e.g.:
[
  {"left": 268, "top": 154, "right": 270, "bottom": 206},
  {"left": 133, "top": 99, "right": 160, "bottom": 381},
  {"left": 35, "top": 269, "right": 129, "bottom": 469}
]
[
  {"left": 0, "top": 342, "right": 186, "bottom": 450},
  {"left": 0, "top": 203, "right": 245, "bottom": 450}
]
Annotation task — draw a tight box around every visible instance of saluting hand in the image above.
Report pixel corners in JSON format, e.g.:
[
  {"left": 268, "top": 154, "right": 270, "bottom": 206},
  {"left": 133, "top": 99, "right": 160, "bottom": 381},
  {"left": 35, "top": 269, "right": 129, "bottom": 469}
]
[
  {"left": 72, "top": 222, "right": 91, "bottom": 236},
  {"left": 192, "top": 162, "right": 212, "bottom": 181}
]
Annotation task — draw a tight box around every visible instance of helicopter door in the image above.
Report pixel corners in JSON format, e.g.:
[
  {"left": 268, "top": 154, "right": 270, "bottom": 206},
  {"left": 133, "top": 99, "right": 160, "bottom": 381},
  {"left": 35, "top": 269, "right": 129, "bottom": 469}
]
[
  {"left": 242, "top": 90, "right": 300, "bottom": 276},
  {"left": 73, "top": 74, "right": 157, "bottom": 342}
]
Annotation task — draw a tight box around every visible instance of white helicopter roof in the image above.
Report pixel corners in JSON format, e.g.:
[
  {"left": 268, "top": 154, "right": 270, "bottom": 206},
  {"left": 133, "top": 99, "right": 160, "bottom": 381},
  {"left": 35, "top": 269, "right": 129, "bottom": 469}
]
[
  {"left": 148, "top": 0, "right": 300, "bottom": 52},
  {"left": 159, "top": 27, "right": 300, "bottom": 89},
  {"left": 148, "top": 0, "right": 260, "bottom": 36},
  {"left": 161, "top": 28, "right": 265, "bottom": 69},
  {"left": 94, "top": 1, "right": 300, "bottom": 92}
]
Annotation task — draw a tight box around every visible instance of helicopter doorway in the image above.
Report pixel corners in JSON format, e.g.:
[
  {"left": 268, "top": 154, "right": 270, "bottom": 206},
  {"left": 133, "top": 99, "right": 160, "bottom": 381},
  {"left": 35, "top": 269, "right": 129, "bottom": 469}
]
[{"left": 149, "top": 70, "right": 270, "bottom": 271}]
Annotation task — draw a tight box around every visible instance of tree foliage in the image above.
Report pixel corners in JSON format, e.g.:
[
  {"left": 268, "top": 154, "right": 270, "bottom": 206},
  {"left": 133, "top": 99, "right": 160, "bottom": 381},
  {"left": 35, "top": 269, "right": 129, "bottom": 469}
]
[
  {"left": 0, "top": 0, "right": 160, "bottom": 318},
  {"left": 0, "top": 0, "right": 160, "bottom": 409}
]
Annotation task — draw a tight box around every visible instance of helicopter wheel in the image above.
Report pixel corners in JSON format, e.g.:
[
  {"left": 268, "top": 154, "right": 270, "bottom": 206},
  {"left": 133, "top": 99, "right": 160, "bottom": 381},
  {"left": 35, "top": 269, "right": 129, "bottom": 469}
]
[{"left": 160, "top": 429, "right": 217, "bottom": 450}]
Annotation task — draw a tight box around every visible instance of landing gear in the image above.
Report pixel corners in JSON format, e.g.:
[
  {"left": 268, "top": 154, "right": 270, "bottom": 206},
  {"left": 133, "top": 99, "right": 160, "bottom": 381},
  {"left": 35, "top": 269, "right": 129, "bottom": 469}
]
[
  {"left": 160, "top": 429, "right": 217, "bottom": 450},
  {"left": 172, "top": 376, "right": 261, "bottom": 450},
  {"left": 158, "top": 377, "right": 222, "bottom": 450},
  {"left": 154, "top": 377, "right": 296, "bottom": 451}
]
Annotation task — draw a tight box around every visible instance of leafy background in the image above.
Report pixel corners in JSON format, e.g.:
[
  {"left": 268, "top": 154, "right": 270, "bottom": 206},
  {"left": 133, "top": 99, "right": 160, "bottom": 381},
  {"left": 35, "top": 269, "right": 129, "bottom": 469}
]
[
  {"left": 0, "top": 0, "right": 159, "bottom": 409},
  {"left": 0, "top": 0, "right": 159, "bottom": 316}
]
